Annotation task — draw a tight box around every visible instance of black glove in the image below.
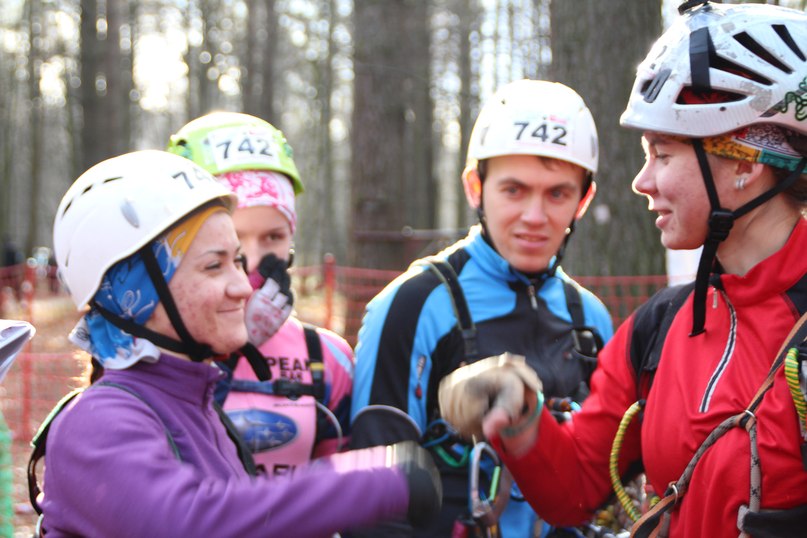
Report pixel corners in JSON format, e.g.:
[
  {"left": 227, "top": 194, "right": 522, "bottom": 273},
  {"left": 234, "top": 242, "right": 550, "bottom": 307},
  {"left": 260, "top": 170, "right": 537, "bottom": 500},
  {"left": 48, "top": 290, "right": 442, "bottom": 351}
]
[
  {"left": 245, "top": 254, "right": 294, "bottom": 346},
  {"left": 390, "top": 441, "right": 443, "bottom": 529}
]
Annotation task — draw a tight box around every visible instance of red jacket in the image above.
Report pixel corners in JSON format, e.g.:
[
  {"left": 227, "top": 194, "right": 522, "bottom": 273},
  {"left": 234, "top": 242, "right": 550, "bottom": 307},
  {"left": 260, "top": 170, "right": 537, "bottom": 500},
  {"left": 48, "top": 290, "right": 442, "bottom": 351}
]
[{"left": 498, "top": 218, "right": 807, "bottom": 537}]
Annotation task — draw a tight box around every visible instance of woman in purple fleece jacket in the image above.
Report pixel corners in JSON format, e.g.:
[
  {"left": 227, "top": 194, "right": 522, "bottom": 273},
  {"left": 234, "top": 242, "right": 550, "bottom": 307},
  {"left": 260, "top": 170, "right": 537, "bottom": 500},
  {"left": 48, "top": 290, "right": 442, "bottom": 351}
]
[{"left": 41, "top": 150, "right": 440, "bottom": 538}]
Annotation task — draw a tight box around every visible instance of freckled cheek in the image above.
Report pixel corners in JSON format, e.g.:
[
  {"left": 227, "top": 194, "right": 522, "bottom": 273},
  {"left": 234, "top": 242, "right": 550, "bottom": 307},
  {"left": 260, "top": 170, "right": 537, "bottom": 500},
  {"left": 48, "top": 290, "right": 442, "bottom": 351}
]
[{"left": 169, "top": 281, "right": 213, "bottom": 337}]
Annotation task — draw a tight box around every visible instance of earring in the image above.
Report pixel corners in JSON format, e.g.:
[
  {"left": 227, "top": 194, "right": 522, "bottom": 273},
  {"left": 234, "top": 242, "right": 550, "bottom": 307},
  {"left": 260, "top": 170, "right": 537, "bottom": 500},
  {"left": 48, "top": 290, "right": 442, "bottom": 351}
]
[{"left": 735, "top": 176, "right": 747, "bottom": 190}]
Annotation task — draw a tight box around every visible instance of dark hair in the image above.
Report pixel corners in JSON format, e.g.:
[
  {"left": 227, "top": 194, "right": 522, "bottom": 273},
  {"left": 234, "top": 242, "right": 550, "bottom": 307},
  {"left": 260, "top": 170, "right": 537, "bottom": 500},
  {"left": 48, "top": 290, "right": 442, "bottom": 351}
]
[{"left": 475, "top": 156, "right": 591, "bottom": 194}]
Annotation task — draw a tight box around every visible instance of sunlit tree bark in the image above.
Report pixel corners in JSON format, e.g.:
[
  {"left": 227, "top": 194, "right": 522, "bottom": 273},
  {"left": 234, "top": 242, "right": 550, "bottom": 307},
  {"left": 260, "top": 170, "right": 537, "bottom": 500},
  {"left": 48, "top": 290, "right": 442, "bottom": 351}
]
[{"left": 550, "top": 0, "right": 664, "bottom": 276}]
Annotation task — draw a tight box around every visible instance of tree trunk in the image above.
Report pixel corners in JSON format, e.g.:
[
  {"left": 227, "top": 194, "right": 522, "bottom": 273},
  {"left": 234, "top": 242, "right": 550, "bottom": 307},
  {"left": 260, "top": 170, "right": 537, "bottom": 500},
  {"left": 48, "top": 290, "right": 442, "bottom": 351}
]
[
  {"left": 243, "top": 0, "right": 260, "bottom": 116},
  {"left": 259, "top": 0, "right": 278, "bottom": 123},
  {"left": 317, "top": 0, "right": 337, "bottom": 260},
  {"left": 455, "top": 0, "right": 480, "bottom": 229},
  {"left": 102, "top": 0, "right": 124, "bottom": 158},
  {"left": 350, "top": 0, "right": 434, "bottom": 270},
  {"left": 0, "top": 14, "right": 17, "bottom": 240},
  {"left": 26, "top": 0, "right": 43, "bottom": 255},
  {"left": 80, "top": 0, "right": 102, "bottom": 171},
  {"left": 184, "top": 0, "right": 199, "bottom": 119},
  {"left": 243, "top": 0, "right": 276, "bottom": 121},
  {"left": 550, "top": 0, "right": 664, "bottom": 276}
]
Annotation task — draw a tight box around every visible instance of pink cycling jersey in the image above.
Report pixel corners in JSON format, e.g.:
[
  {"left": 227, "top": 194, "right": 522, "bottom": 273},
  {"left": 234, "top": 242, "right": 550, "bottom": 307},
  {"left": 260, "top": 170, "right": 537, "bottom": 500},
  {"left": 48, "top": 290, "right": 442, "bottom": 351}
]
[{"left": 222, "top": 316, "right": 354, "bottom": 475}]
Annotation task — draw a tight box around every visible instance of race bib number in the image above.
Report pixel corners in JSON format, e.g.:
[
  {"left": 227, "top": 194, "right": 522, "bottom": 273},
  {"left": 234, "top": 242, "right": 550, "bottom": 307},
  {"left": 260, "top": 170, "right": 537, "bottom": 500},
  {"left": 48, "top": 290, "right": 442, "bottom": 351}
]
[
  {"left": 206, "top": 127, "right": 283, "bottom": 170},
  {"left": 171, "top": 164, "right": 218, "bottom": 188},
  {"left": 512, "top": 118, "right": 568, "bottom": 147}
]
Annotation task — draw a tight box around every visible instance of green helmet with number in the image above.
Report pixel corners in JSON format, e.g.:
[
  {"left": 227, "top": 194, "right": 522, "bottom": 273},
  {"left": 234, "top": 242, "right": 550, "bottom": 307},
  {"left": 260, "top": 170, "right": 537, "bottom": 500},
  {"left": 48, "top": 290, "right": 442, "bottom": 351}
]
[
  {"left": 167, "top": 111, "right": 303, "bottom": 195},
  {"left": 467, "top": 79, "right": 599, "bottom": 174}
]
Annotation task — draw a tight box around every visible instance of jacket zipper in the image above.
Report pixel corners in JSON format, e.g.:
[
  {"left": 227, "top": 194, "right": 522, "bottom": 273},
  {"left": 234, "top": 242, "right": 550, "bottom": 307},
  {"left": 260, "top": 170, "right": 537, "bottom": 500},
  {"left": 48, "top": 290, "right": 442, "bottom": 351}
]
[
  {"left": 527, "top": 282, "right": 539, "bottom": 310},
  {"left": 699, "top": 288, "right": 736, "bottom": 413}
]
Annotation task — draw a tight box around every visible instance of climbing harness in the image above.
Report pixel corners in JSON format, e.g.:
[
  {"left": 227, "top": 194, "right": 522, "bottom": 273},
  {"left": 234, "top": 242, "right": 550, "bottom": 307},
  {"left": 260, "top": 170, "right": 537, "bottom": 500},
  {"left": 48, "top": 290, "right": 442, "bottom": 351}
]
[
  {"left": 222, "top": 323, "right": 343, "bottom": 453},
  {"left": 419, "top": 254, "right": 604, "bottom": 535},
  {"left": 223, "top": 324, "right": 325, "bottom": 401}
]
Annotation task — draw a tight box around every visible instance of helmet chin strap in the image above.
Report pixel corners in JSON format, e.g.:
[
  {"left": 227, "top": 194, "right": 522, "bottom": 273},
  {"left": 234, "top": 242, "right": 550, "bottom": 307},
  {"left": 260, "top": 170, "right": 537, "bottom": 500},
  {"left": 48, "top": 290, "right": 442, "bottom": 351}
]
[
  {"left": 92, "top": 245, "right": 215, "bottom": 362},
  {"left": 689, "top": 140, "right": 806, "bottom": 336}
]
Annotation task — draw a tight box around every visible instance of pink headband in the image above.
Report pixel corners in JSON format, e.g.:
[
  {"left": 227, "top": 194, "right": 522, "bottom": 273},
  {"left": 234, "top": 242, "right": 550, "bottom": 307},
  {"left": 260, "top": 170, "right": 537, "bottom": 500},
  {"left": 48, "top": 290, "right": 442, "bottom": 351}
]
[{"left": 217, "top": 170, "right": 297, "bottom": 233}]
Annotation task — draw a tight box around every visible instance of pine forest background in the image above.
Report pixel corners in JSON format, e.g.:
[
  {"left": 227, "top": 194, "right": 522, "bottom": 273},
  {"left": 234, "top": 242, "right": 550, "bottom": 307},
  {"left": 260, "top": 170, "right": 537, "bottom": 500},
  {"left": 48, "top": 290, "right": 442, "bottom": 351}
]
[{"left": 1, "top": 0, "right": 804, "bottom": 275}]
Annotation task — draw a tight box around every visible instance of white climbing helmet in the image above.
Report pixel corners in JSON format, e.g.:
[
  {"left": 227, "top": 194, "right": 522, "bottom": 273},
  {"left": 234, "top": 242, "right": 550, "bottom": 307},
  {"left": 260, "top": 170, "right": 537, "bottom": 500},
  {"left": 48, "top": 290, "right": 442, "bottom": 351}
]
[
  {"left": 53, "top": 150, "right": 236, "bottom": 310},
  {"left": 467, "top": 79, "right": 599, "bottom": 174},
  {"left": 620, "top": 1, "right": 807, "bottom": 137}
]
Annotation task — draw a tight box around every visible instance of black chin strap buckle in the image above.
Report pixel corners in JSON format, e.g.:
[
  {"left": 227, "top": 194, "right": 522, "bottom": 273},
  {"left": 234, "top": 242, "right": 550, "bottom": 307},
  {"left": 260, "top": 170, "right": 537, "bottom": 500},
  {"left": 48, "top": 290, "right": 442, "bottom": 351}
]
[{"left": 707, "top": 209, "right": 734, "bottom": 243}]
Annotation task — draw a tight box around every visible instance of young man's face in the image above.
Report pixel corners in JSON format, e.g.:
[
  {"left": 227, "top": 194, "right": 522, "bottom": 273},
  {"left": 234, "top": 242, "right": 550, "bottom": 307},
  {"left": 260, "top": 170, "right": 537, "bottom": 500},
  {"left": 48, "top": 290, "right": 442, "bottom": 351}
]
[{"left": 467, "top": 154, "right": 586, "bottom": 274}]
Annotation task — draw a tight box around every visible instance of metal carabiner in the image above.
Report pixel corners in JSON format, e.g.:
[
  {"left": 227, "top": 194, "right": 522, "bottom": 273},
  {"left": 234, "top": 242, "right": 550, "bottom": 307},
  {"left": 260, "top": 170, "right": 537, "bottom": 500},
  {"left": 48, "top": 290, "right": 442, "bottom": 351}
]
[{"left": 468, "top": 442, "right": 513, "bottom": 528}]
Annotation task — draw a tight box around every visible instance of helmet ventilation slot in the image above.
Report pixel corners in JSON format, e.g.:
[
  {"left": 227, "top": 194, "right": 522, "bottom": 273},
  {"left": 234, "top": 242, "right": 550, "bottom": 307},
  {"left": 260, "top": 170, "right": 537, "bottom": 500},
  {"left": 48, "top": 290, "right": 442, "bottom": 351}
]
[
  {"left": 773, "top": 24, "right": 805, "bottom": 62},
  {"left": 733, "top": 31, "right": 792, "bottom": 74}
]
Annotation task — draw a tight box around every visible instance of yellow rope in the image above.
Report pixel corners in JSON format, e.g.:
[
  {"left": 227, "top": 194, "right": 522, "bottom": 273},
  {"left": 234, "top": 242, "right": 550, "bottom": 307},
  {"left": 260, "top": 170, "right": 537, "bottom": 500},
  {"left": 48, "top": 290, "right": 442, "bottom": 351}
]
[
  {"left": 784, "top": 347, "right": 807, "bottom": 438},
  {"left": 609, "top": 401, "right": 644, "bottom": 522}
]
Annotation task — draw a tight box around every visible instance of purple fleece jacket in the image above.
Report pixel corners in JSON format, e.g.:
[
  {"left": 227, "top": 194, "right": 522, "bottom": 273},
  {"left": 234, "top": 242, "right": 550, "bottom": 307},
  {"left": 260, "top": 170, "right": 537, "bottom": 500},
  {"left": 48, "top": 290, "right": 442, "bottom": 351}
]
[{"left": 41, "top": 353, "right": 409, "bottom": 537}]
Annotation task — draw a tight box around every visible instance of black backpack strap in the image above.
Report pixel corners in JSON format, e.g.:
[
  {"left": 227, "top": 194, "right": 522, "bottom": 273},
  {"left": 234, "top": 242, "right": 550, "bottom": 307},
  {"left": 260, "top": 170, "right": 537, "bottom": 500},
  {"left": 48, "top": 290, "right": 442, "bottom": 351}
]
[
  {"left": 629, "top": 282, "right": 694, "bottom": 400},
  {"left": 303, "top": 323, "right": 326, "bottom": 402},
  {"left": 28, "top": 388, "right": 84, "bottom": 515},
  {"left": 239, "top": 343, "right": 273, "bottom": 381},
  {"left": 563, "top": 280, "right": 605, "bottom": 360},
  {"left": 225, "top": 324, "right": 327, "bottom": 401},
  {"left": 418, "top": 256, "right": 479, "bottom": 361},
  {"left": 213, "top": 401, "right": 259, "bottom": 476}
]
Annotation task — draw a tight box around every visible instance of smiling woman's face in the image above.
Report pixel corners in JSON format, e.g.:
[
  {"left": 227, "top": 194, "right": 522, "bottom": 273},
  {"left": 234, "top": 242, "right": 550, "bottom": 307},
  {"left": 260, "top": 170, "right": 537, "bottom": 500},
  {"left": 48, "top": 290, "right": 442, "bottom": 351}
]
[
  {"left": 146, "top": 211, "right": 252, "bottom": 356},
  {"left": 632, "top": 133, "right": 715, "bottom": 250}
]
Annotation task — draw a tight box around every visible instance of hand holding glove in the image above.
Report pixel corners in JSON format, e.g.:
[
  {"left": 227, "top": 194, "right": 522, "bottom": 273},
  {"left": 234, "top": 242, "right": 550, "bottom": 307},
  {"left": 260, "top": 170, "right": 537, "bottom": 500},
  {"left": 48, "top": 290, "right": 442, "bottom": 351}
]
[
  {"left": 438, "top": 352, "right": 543, "bottom": 455},
  {"left": 244, "top": 254, "right": 294, "bottom": 346}
]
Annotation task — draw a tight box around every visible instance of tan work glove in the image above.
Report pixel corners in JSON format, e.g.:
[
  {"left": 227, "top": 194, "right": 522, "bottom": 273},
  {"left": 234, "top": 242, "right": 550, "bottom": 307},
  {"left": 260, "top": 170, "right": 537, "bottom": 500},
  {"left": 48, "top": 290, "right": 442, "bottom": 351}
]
[{"left": 438, "top": 352, "right": 543, "bottom": 455}]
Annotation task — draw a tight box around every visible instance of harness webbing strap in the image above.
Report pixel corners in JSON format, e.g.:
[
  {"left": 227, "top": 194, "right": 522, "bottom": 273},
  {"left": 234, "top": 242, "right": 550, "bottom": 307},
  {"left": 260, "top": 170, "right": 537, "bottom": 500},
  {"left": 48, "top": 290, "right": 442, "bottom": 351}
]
[
  {"left": 239, "top": 342, "right": 272, "bottom": 382},
  {"left": 563, "top": 281, "right": 603, "bottom": 372},
  {"left": 224, "top": 325, "right": 325, "bottom": 401},
  {"left": 419, "top": 257, "right": 479, "bottom": 361},
  {"left": 303, "top": 323, "right": 326, "bottom": 401},
  {"left": 631, "top": 311, "right": 807, "bottom": 537}
]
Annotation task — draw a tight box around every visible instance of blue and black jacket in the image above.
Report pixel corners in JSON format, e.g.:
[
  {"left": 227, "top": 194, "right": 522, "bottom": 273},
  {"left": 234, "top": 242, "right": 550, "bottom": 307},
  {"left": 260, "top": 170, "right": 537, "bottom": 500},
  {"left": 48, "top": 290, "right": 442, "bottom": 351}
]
[{"left": 350, "top": 226, "right": 613, "bottom": 537}]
